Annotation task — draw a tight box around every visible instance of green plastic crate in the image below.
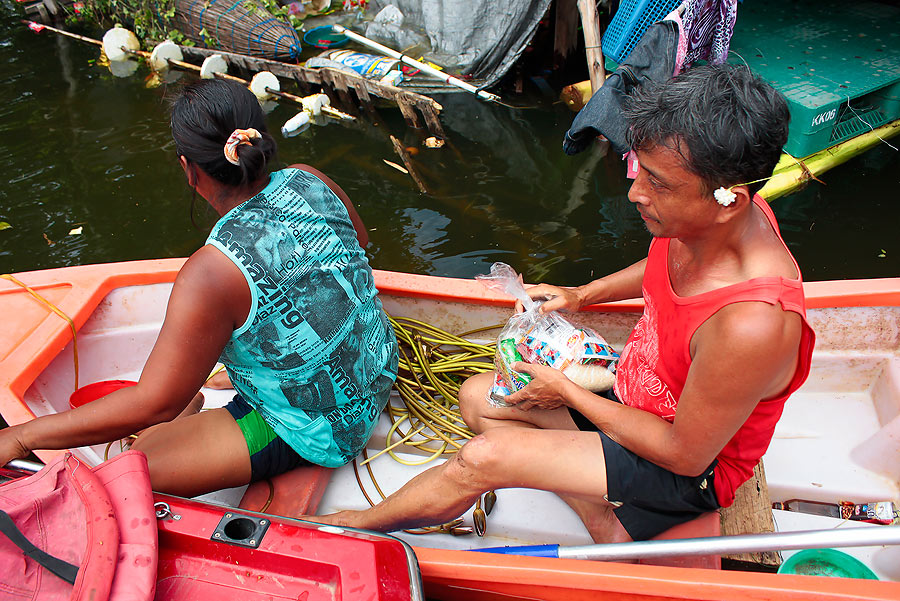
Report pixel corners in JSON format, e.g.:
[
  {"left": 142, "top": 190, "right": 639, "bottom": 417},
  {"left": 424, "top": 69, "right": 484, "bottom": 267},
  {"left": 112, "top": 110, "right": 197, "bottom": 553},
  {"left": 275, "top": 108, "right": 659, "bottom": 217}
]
[{"left": 729, "top": 0, "right": 900, "bottom": 158}]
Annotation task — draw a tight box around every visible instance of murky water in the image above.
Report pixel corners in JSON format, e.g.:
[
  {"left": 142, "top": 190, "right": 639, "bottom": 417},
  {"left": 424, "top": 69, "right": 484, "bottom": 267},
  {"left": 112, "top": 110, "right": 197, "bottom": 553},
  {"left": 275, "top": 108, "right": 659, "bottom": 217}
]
[{"left": 1, "top": 8, "right": 898, "bottom": 285}]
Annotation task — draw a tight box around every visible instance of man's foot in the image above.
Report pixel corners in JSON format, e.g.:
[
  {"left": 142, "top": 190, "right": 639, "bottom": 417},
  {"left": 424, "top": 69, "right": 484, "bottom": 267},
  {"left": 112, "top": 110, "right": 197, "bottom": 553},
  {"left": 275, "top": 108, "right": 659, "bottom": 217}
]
[
  {"left": 177, "top": 391, "right": 205, "bottom": 419},
  {"left": 205, "top": 370, "right": 233, "bottom": 390},
  {"left": 562, "top": 495, "right": 632, "bottom": 544}
]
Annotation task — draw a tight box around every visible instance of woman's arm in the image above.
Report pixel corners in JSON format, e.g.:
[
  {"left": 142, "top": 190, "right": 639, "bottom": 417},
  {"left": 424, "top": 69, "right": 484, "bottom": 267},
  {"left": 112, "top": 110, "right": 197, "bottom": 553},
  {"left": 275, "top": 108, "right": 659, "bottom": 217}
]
[
  {"left": 290, "top": 163, "right": 369, "bottom": 248},
  {"left": 0, "top": 247, "right": 249, "bottom": 464}
]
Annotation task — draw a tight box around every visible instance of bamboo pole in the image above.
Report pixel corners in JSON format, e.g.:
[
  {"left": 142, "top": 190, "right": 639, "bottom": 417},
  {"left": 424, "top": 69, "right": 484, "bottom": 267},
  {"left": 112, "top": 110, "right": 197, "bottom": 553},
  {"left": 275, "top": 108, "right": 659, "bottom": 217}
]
[
  {"left": 22, "top": 20, "right": 101, "bottom": 46},
  {"left": 576, "top": 0, "right": 606, "bottom": 94},
  {"left": 759, "top": 119, "right": 900, "bottom": 201}
]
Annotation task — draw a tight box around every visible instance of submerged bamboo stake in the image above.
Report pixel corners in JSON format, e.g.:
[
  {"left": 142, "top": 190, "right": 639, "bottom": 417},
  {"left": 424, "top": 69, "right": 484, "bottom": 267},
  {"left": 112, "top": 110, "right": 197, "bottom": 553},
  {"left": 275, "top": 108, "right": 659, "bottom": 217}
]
[
  {"left": 759, "top": 119, "right": 900, "bottom": 201},
  {"left": 390, "top": 135, "right": 428, "bottom": 194}
]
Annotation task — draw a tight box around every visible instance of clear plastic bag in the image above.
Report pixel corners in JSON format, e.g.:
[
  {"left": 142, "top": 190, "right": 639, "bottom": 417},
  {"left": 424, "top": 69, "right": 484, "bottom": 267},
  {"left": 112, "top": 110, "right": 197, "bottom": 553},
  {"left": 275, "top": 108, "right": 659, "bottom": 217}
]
[{"left": 477, "top": 263, "right": 619, "bottom": 407}]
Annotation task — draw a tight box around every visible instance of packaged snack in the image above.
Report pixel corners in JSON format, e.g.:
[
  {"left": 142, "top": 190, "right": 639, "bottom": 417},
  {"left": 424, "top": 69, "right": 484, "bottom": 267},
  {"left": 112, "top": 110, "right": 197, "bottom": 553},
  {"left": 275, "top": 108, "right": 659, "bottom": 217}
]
[{"left": 477, "top": 263, "right": 620, "bottom": 406}]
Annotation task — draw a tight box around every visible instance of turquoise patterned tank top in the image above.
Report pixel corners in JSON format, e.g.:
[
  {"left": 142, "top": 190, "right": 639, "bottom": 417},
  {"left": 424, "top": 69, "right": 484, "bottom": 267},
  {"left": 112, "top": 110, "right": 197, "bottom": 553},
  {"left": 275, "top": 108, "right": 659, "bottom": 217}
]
[{"left": 206, "top": 168, "right": 398, "bottom": 467}]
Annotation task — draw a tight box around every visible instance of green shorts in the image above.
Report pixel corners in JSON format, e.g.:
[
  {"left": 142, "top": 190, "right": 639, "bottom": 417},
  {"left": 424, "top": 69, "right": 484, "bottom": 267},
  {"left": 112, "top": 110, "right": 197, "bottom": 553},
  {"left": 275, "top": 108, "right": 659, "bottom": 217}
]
[{"left": 224, "top": 394, "right": 311, "bottom": 481}]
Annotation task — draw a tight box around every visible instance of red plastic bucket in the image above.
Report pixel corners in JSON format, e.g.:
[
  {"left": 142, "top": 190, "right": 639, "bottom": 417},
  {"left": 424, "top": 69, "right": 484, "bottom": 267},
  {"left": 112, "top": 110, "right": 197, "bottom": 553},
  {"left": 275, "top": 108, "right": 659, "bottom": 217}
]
[{"left": 69, "top": 380, "right": 137, "bottom": 409}]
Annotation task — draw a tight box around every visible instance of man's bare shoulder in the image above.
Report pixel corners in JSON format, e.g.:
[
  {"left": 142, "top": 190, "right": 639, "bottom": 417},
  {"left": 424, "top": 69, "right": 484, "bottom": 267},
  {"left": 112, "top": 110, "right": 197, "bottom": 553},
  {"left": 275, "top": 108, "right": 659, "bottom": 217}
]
[
  {"left": 694, "top": 300, "right": 803, "bottom": 398},
  {"left": 743, "top": 204, "right": 800, "bottom": 281}
]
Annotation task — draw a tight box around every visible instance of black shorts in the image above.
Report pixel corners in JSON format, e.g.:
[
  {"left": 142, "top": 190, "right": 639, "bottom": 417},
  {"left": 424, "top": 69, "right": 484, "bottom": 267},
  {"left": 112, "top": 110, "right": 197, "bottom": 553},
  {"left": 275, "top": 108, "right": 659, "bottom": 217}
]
[
  {"left": 224, "top": 394, "right": 313, "bottom": 482},
  {"left": 567, "top": 401, "right": 720, "bottom": 541}
]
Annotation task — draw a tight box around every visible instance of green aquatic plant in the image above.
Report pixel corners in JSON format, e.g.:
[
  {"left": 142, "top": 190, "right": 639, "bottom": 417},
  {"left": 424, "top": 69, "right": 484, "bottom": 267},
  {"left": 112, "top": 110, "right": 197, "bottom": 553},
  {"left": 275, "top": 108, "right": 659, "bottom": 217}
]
[{"left": 66, "top": 0, "right": 194, "bottom": 47}]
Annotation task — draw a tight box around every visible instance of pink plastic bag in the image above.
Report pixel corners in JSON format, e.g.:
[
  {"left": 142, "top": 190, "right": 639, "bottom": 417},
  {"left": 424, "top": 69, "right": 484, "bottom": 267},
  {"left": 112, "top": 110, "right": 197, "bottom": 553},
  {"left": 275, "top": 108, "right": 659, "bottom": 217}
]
[{"left": 0, "top": 451, "right": 156, "bottom": 601}]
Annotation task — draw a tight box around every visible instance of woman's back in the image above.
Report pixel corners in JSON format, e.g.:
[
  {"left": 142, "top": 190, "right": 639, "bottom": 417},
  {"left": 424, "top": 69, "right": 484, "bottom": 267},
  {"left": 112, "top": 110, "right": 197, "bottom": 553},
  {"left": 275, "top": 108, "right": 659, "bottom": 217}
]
[{"left": 207, "top": 167, "right": 398, "bottom": 467}]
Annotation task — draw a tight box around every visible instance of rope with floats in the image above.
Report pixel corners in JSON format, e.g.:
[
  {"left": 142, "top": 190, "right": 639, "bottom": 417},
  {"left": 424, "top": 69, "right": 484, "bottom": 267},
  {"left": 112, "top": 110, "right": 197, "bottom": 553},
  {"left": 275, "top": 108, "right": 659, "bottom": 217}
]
[{"left": 22, "top": 21, "right": 354, "bottom": 128}]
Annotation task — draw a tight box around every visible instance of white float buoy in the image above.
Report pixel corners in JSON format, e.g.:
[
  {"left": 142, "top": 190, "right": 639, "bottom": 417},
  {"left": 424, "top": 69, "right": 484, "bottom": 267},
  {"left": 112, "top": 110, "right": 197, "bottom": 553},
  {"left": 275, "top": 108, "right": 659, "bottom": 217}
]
[
  {"left": 102, "top": 27, "right": 140, "bottom": 62},
  {"left": 300, "top": 93, "right": 331, "bottom": 117},
  {"left": 199, "top": 54, "right": 228, "bottom": 79},
  {"left": 281, "top": 111, "right": 311, "bottom": 137},
  {"left": 249, "top": 71, "right": 279, "bottom": 101},
  {"left": 149, "top": 40, "right": 183, "bottom": 73}
]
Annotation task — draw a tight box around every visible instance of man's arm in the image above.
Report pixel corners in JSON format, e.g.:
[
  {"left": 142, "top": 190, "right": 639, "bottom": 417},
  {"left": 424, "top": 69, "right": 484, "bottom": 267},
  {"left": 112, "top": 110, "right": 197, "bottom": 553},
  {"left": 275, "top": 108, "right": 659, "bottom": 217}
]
[
  {"left": 0, "top": 247, "right": 248, "bottom": 462},
  {"left": 510, "top": 300, "right": 802, "bottom": 476},
  {"left": 521, "top": 258, "right": 647, "bottom": 314}
]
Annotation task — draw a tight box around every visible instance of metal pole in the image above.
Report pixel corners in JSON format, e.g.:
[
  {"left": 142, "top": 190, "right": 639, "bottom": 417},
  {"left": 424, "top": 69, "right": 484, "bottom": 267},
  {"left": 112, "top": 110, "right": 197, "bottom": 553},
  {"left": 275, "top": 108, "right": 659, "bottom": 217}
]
[
  {"left": 331, "top": 25, "right": 499, "bottom": 103},
  {"left": 6, "top": 459, "right": 43, "bottom": 473},
  {"left": 558, "top": 525, "right": 900, "bottom": 561}
]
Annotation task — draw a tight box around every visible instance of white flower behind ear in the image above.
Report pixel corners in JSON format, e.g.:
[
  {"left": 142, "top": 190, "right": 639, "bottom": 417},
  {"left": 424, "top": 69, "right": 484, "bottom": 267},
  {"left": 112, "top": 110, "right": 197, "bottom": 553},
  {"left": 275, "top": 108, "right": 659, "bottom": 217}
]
[{"left": 714, "top": 187, "right": 737, "bottom": 206}]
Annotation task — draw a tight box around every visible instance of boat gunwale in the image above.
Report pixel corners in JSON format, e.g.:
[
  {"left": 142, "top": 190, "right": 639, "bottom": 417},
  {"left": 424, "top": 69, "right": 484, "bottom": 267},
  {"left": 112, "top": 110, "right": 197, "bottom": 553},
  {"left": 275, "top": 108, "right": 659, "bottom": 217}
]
[{"left": 3, "top": 258, "right": 899, "bottom": 428}]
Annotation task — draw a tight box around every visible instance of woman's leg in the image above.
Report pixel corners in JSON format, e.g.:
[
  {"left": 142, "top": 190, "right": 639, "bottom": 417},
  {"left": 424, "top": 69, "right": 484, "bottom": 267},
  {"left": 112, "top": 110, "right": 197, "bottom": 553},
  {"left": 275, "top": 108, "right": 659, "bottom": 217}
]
[{"left": 131, "top": 407, "right": 252, "bottom": 497}]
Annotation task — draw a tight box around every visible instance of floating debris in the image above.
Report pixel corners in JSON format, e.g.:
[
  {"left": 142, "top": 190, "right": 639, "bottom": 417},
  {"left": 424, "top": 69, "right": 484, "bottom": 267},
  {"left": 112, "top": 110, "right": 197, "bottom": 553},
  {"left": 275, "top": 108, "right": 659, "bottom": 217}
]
[{"left": 383, "top": 159, "right": 408, "bottom": 174}]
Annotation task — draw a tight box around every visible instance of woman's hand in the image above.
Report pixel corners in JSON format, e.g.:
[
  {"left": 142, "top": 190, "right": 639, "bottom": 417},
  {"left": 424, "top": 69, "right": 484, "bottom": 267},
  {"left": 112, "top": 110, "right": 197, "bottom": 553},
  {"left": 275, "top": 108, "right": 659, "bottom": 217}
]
[
  {"left": 515, "top": 283, "right": 586, "bottom": 314},
  {"left": 0, "top": 426, "right": 30, "bottom": 468},
  {"left": 504, "top": 362, "right": 574, "bottom": 411}
]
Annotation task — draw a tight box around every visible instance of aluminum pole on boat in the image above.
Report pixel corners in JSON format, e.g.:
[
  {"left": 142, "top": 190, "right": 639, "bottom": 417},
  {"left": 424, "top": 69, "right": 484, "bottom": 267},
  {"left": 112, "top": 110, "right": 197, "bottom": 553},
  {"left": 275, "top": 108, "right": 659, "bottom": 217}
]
[
  {"left": 477, "top": 525, "right": 900, "bottom": 561},
  {"left": 3, "top": 459, "right": 43, "bottom": 474},
  {"left": 331, "top": 25, "right": 500, "bottom": 103}
]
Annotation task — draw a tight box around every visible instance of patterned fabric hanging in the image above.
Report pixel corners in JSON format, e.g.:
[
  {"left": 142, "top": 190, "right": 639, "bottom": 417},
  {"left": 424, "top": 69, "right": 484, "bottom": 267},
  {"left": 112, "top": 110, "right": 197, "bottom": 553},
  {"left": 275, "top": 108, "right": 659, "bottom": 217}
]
[{"left": 680, "top": 0, "right": 738, "bottom": 69}]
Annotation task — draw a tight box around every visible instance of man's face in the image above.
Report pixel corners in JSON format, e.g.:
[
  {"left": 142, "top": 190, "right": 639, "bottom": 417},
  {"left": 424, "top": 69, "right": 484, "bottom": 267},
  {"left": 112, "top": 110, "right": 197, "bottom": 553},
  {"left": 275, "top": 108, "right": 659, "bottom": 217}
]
[{"left": 627, "top": 142, "right": 716, "bottom": 239}]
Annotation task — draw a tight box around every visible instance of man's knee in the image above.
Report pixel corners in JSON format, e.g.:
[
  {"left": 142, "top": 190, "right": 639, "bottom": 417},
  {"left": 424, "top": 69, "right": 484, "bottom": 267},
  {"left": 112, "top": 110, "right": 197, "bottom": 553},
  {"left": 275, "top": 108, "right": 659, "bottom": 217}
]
[
  {"left": 445, "top": 430, "right": 509, "bottom": 489},
  {"left": 458, "top": 373, "right": 492, "bottom": 430}
]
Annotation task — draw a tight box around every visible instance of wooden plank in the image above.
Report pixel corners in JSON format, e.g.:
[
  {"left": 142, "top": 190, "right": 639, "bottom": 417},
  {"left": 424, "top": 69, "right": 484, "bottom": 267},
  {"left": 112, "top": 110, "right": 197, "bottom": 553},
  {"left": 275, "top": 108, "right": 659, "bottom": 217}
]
[
  {"left": 323, "top": 70, "right": 356, "bottom": 111},
  {"left": 417, "top": 101, "right": 446, "bottom": 138},
  {"left": 554, "top": 0, "right": 579, "bottom": 60},
  {"left": 720, "top": 460, "right": 782, "bottom": 567},
  {"left": 179, "top": 46, "right": 443, "bottom": 113},
  {"left": 396, "top": 98, "right": 422, "bottom": 129}
]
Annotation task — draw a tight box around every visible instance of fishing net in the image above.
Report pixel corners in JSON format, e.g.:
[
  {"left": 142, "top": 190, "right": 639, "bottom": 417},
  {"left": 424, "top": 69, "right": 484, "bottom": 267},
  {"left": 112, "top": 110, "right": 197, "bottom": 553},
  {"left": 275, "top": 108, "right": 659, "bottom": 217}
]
[{"left": 172, "top": 0, "right": 302, "bottom": 61}]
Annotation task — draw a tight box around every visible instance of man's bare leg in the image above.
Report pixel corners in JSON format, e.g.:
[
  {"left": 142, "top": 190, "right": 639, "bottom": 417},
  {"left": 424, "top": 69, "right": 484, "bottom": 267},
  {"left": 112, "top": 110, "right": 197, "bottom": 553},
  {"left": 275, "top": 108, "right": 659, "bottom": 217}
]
[
  {"left": 459, "top": 372, "right": 579, "bottom": 433},
  {"left": 459, "top": 372, "right": 632, "bottom": 543},
  {"left": 314, "top": 425, "right": 617, "bottom": 535}
]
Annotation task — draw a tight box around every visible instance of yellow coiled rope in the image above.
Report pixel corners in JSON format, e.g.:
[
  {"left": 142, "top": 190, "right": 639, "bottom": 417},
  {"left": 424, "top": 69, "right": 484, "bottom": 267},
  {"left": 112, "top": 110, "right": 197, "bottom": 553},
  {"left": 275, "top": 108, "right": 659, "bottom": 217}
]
[{"left": 351, "top": 315, "right": 501, "bottom": 535}]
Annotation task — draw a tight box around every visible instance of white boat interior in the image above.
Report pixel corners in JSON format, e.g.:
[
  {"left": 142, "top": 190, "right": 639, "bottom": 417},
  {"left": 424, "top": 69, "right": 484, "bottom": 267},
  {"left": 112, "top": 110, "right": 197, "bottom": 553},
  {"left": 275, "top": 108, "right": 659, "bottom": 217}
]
[{"left": 21, "top": 281, "right": 900, "bottom": 581}]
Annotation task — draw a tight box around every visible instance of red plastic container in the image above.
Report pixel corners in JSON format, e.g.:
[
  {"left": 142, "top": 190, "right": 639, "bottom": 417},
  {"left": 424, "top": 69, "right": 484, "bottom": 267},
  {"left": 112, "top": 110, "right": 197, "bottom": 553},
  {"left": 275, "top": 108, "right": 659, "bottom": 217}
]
[{"left": 69, "top": 380, "right": 137, "bottom": 409}]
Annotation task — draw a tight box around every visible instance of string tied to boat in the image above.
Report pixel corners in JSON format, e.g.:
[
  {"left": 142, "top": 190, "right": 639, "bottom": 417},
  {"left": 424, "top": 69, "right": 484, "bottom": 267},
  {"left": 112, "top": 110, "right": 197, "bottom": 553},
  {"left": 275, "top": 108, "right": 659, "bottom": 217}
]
[{"left": 0, "top": 274, "right": 79, "bottom": 391}]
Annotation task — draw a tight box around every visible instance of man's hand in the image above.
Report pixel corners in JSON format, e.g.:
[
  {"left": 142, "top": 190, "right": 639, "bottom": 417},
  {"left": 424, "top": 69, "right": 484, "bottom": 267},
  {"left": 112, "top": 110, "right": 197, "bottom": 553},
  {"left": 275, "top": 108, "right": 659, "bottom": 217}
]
[
  {"left": 515, "top": 284, "right": 586, "bottom": 314},
  {"left": 0, "top": 426, "right": 30, "bottom": 468},
  {"left": 504, "top": 362, "right": 574, "bottom": 411}
]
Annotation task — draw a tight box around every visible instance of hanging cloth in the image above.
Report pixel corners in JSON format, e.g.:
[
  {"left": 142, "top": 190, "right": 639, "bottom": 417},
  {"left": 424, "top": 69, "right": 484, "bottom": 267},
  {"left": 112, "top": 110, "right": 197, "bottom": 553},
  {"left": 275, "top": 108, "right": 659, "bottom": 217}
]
[{"left": 680, "top": 0, "right": 739, "bottom": 69}]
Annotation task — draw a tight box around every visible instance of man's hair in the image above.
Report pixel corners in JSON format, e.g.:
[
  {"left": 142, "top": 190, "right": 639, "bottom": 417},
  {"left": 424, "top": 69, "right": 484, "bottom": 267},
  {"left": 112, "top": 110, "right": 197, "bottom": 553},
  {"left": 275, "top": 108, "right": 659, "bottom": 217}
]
[{"left": 624, "top": 65, "right": 790, "bottom": 196}]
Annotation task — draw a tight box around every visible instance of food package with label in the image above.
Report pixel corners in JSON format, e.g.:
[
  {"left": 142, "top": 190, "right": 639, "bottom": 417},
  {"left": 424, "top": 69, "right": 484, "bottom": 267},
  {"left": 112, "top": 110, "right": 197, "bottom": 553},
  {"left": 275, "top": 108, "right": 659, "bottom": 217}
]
[{"left": 477, "top": 263, "right": 620, "bottom": 407}]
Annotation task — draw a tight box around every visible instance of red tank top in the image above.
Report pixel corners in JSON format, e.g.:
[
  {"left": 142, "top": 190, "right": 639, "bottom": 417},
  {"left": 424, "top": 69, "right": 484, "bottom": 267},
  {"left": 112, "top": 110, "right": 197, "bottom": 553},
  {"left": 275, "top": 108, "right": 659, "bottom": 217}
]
[{"left": 613, "top": 195, "right": 815, "bottom": 507}]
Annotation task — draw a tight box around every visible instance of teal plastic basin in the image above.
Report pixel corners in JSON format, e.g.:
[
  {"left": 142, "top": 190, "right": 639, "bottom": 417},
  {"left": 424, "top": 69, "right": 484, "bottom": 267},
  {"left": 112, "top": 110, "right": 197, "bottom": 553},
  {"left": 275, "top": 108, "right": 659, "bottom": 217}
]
[{"left": 778, "top": 549, "right": 879, "bottom": 580}]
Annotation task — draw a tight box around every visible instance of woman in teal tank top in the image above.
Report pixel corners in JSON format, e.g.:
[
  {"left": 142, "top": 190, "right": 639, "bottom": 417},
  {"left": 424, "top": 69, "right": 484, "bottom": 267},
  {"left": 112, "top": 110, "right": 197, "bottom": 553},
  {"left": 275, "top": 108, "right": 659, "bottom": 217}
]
[{"left": 0, "top": 79, "right": 398, "bottom": 496}]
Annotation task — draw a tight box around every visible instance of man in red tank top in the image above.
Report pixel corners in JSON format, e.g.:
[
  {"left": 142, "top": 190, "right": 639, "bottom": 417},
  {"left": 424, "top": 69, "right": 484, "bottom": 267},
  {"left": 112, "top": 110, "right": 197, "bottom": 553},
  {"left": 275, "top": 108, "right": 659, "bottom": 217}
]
[{"left": 314, "top": 65, "right": 815, "bottom": 542}]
